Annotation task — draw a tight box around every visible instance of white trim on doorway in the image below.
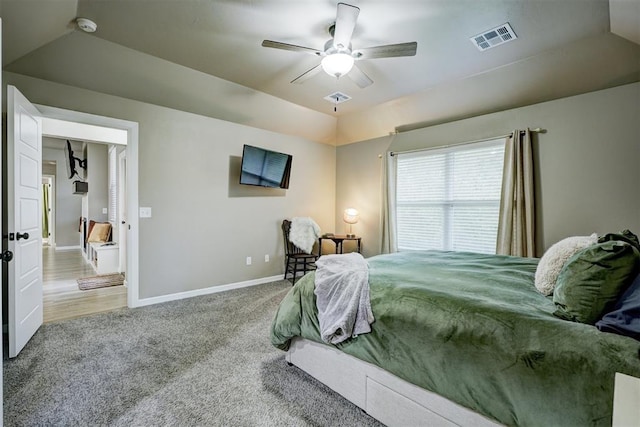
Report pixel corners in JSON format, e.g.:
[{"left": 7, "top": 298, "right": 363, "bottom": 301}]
[
  {"left": 34, "top": 104, "right": 141, "bottom": 308},
  {"left": 117, "top": 149, "right": 127, "bottom": 276}
]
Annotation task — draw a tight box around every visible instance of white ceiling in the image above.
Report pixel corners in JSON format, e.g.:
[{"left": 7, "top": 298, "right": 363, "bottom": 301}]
[{"left": 1, "top": 0, "right": 639, "bottom": 145}]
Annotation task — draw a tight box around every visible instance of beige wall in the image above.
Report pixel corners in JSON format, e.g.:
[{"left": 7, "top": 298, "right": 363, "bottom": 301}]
[
  {"left": 336, "top": 82, "right": 640, "bottom": 257},
  {"left": 6, "top": 73, "right": 638, "bottom": 300},
  {"left": 334, "top": 135, "right": 392, "bottom": 258},
  {"left": 5, "top": 72, "right": 336, "bottom": 299},
  {"left": 86, "top": 143, "right": 108, "bottom": 223}
]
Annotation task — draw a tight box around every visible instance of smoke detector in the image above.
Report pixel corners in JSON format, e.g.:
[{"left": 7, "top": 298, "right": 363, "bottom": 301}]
[
  {"left": 76, "top": 18, "right": 97, "bottom": 33},
  {"left": 470, "top": 23, "right": 517, "bottom": 51}
]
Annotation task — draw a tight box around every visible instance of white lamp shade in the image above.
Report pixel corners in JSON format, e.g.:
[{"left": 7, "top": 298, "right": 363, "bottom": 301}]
[
  {"left": 321, "top": 53, "right": 354, "bottom": 77},
  {"left": 343, "top": 208, "right": 359, "bottom": 224}
]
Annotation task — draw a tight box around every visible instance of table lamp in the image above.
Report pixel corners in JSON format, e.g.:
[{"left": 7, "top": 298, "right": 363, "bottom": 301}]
[{"left": 343, "top": 208, "right": 359, "bottom": 238}]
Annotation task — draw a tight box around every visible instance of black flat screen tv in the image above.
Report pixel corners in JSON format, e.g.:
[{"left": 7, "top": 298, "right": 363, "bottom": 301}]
[
  {"left": 239, "top": 144, "right": 292, "bottom": 189},
  {"left": 64, "top": 139, "right": 86, "bottom": 180}
]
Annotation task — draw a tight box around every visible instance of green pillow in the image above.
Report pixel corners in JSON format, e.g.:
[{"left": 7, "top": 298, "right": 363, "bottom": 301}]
[
  {"left": 597, "top": 229, "right": 640, "bottom": 252},
  {"left": 553, "top": 241, "right": 640, "bottom": 324}
]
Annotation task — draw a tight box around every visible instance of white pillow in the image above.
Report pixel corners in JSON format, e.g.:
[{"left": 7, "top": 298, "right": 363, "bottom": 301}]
[{"left": 534, "top": 233, "right": 598, "bottom": 296}]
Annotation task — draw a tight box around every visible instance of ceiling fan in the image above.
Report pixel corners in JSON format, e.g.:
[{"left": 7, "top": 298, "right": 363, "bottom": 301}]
[{"left": 261, "top": 2, "right": 417, "bottom": 88}]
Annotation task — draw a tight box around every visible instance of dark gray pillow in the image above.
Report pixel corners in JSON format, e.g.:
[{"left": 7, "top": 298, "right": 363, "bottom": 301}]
[
  {"left": 596, "top": 273, "right": 640, "bottom": 340},
  {"left": 598, "top": 229, "right": 640, "bottom": 252}
]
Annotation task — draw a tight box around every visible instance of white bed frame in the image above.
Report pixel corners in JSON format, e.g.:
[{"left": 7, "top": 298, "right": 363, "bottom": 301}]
[
  {"left": 287, "top": 338, "right": 640, "bottom": 427},
  {"left": 613, "top": 372, "right": 640, "bottom": 427},
  {"left": 286, "top": 338, "right": 501, "bottom": 427}
]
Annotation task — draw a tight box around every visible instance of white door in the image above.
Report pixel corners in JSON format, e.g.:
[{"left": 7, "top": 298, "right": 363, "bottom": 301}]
[{"left": 7, "top": 85, "right": 43, "bottom": 358}]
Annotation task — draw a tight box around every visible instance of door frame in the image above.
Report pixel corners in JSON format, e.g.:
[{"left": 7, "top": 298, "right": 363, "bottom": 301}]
[
  {"left": 118, "top": 149, "right": 127, "bottom": 275},
  {"left": 1, "top": 18, "right": 5, "bottom": 418},
  {"left": 35, "top": 104, "right": 141, "bottom": 308}
]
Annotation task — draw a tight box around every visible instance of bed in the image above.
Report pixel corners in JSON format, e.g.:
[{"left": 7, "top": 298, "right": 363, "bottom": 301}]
[{"left": 271, "top": 250, "right": 640, "bottom": 426}]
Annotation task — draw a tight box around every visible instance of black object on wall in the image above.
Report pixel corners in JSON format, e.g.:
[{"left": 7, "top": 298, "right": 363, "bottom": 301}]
[
  {"left": 64, "top": 140, "right": 87, "bottom": 180},
  {"left": 73, "top": 181, "right": 88, "bottom": 194}
]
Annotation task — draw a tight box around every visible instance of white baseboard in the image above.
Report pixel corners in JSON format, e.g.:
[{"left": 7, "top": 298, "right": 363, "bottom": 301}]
[
  {"left": 55, "top": 245, "right": 81, "bottom": 251},
  {"left": 134, "top": 274, "right": 285, "bottom": 307}
]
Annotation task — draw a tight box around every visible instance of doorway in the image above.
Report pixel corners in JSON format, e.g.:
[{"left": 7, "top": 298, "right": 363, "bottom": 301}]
[
  {"left": 41, "top": 138, "right": 127, "bottom": 323},
  {"left": 35, "top": 103, "right": 141, "bottom": 311}
]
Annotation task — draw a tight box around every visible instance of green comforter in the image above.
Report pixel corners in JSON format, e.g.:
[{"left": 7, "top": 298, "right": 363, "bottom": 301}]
[{"left": 271, "top": 251, "right": 640, "bottom": 426}]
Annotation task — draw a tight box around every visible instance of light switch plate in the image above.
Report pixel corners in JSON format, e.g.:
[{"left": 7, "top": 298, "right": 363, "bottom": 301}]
[
  {"left": 102, "top": 208, "right": 108, "bottom": 214},
  {"left": 139, "top": 207, "right": 152, "bottom": 218}
]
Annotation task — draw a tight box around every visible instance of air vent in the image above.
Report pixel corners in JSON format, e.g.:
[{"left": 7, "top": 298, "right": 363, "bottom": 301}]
[
  {"left": 470, "top": 23, "right": 517, "bottom": 51},
  {"left": 324, "top": 91, "right": 351, "bottom": 104}
]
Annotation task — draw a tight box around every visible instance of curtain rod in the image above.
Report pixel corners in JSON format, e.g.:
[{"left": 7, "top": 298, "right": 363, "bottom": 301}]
[{"left": 389, "top": 128, "right": 545, "bottom": 157}]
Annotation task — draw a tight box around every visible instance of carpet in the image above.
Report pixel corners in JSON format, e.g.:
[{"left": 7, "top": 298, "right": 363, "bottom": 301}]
[
  {"left": 77, "top": 273, "right": 125, "bottom": 290},
  {"left": 3, "top": 280, "right": 381, "bottom": 426}
]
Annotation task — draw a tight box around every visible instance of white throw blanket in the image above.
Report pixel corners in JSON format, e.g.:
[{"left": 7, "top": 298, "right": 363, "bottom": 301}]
[
  {"left": 314, "top": 252, "right": 375, "bottom": 344},
  {"left": 289, "top": 217, "right": 321, "bottom": 254}
]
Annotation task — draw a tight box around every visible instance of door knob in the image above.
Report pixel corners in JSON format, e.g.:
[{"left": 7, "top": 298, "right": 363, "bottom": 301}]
[
  {"left": 1, "top": 250, "right": 13, "bottom": 262},
  {"left": 16, "top": 232, "right": 29, "bottom": 241}
]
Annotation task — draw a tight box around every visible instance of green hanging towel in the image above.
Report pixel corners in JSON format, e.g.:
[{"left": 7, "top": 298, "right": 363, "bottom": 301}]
[{"left": 42, "top": 184, "right": 49, "bottom": 239}]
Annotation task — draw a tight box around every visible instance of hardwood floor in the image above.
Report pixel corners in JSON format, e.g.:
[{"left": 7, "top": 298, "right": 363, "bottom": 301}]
[{"left": 43, "top": 246, "right": 127, "bottom": 323}]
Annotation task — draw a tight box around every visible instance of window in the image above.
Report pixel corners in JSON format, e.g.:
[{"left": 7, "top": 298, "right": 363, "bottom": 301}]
[
  {"left": 396, "top": 139, "right": 505, "bottom": 254},
  {"left": 108, "top": 145, "right": 117, "bottom": 223}
]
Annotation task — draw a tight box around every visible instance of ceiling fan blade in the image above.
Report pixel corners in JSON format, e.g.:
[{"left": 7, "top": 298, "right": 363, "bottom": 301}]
[
  {"left": 333, "top": 3, "right": 360, "bottom": 50},
  {"left": 262, "top": 40, "right": 322, "bottom": 56},
  {"left": 291, "top": 64, "right": 322, "bottom": 84},
  {"left": 353, "top": 42, "right": 418, "bottom": 59},
  {"left": 348, "top": 64, "right": 373, "bottom": 88}
]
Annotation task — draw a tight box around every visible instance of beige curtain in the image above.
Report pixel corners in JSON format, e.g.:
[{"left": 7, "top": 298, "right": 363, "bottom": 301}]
[
  {"left": 380, "top": 152, "right": 398, "bottom": 254},
  {"left": 496, "top": 129, "right": 536, "bottom": 257}
]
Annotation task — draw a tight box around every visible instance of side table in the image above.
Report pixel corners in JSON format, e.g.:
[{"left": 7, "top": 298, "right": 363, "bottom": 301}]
[{"left": 319, "top": 234, "right": 362, "bottom": 255}]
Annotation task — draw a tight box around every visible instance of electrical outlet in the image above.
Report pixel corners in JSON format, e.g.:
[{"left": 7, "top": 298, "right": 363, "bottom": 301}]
[
  {"left": 264, "top": 254, "right": 270, "bottom": 262},
  {"left": 139, "top": 207, "right": 152, "bottom": 218},
  {"left": 246, "top": 256, "right": 252, "bottom": 266}
]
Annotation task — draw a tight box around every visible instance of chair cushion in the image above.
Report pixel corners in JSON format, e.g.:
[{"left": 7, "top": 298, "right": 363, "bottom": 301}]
[{"left": 87, "top": 222, "right": 112, "bottom": 243}]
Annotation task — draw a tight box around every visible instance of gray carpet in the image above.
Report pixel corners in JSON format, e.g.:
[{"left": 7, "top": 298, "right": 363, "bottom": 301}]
[{"left": 4, "top": 280, "right": 381, "bottom": 426}]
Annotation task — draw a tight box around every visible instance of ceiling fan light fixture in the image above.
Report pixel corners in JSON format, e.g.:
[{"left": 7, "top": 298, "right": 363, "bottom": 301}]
[
  {"left": 262, "top": 2, "right": 416, "bottom": 87},
  {"left": 321, "top": 53, "right": 354, "bottom": 78}
]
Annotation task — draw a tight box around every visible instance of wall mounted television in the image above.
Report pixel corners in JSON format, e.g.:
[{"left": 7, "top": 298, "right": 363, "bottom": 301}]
[
  {"left": 239, "top": 144, "right": 292, "bottom": 189},
  {"left": 64, "top": 139, "right": 86, "bottom": 179}
]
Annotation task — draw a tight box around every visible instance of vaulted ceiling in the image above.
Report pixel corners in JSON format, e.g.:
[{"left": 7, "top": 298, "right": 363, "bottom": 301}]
[{"left": 1, "top": 0, "right": 639, "bottom": 145}]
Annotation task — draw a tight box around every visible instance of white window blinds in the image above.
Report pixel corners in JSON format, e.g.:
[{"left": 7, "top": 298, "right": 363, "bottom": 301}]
[
  {"left": 108, "top": 146, "right": 117, "bottom": 223},
  {"left": 396, "top": 139, "right": 505, "bottom": 254}
]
